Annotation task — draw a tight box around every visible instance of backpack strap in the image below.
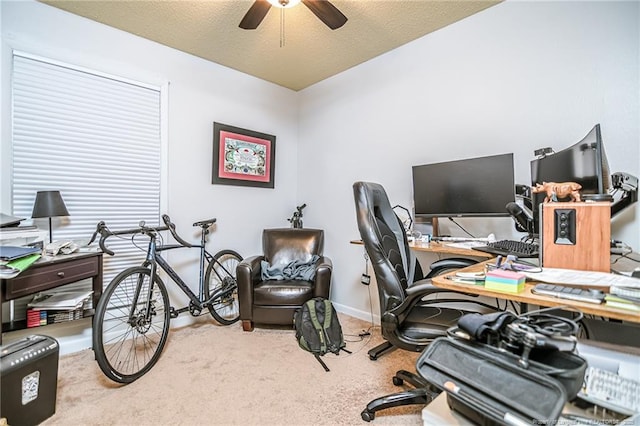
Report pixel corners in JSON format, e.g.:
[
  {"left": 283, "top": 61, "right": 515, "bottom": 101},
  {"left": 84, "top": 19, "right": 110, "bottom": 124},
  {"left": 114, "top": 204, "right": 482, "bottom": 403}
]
[
  {"left": 308, "top": 300, "right": 327, "bottom": 355},
  {"left": 322, "top": 299, "right": 333, "bottom": 330},
  {"left": 314, "top": 354, "right": 330, "bottom": 372}
]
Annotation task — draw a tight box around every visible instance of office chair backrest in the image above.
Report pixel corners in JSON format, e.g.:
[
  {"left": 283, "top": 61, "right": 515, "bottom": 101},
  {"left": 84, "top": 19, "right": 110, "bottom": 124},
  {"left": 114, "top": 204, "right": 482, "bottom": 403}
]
[{"left": 353, "top": 182, "right": 422, "bottom": 310}]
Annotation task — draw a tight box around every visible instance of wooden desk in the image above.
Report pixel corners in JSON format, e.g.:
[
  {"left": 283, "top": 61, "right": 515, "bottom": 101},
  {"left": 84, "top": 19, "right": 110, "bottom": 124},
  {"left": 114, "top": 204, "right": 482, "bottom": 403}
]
[
  {"left": 350, "top": 240, "right": 493, "bottom": 259},
  {"left": 431, "top": 260, "right": 640, "bottom": 323},
  {"left": 1, "top": 251, "right": 103, "bottom": 343}
]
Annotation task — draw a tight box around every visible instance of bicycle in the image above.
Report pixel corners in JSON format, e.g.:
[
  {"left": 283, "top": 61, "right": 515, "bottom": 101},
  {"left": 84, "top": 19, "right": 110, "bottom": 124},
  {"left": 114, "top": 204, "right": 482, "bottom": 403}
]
[{"left": 88, "top": 214, "right": 242, "bottom": 383}]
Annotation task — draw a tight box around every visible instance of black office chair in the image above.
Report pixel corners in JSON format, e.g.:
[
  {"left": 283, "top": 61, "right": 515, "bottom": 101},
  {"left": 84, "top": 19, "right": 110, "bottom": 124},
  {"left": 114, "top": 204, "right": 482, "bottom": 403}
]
[{"left": 353, "top": 181, "right": 497, "bottom": 421}]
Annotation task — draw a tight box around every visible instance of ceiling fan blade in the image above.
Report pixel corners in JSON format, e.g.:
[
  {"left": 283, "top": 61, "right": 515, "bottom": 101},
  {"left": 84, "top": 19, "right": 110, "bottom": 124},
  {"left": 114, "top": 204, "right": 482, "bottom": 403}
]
[
  {"left": 239, "top": 0, "right": 272, "bottom": 30},
  {"left": 302, "top": 0, "right": 347, "bottom": 30}
]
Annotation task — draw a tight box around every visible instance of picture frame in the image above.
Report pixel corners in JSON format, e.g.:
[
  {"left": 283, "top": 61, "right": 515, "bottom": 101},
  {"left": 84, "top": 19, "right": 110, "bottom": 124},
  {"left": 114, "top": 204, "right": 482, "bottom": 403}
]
[{"left": 212, "top": 122, "right": 276, "bottom": 188}]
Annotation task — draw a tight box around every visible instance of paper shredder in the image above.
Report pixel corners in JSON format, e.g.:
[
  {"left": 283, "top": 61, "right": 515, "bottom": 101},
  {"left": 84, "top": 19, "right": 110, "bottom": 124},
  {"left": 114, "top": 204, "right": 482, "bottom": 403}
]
[{"left": 1, "top": 335, "right": 59, "bottom": 426}]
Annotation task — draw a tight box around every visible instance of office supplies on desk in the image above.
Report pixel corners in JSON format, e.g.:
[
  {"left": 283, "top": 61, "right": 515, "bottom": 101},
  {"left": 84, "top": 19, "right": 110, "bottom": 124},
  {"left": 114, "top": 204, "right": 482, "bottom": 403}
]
[
  {"left": 446, "top": 275, "right": 485, "bottom": 285},
  {"left": 0, "top": 245, "right": 41, "bottom": 262},
  {"left": 524, "top": 268, "right": 640, "bottom": 288},
  {"left": 473, "top": 239, "right": 539, "bottom": 258},
  {"left": 604, "top": 294, "right": 640, "bottom": 311},
  {"left": 611, "top": 285, "right": 640, "bottom": 299},
  {"left": 532, "top": 283, "right": 606, "bottom": 304},
  {"left": 485, "top": 269, "right": 526, "bottom": 293}
]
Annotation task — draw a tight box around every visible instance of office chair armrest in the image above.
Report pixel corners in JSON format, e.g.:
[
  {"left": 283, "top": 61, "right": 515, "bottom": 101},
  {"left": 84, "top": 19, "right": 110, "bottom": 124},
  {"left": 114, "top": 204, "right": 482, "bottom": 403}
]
[
  {"left": 382, "top": 280, "right": 442, "bottom": 331},
  {"left": 405, "top": 280, "right": 442, "bottom": 297}
]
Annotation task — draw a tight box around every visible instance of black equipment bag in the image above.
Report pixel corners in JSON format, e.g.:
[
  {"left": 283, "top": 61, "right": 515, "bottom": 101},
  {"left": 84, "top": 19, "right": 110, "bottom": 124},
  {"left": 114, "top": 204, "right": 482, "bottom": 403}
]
[
  {"left": 417, "top": 337, "right": 572, "bottom": 425},
  {"left": 294, "top": 297, "right": 349, "bottom": 371}
]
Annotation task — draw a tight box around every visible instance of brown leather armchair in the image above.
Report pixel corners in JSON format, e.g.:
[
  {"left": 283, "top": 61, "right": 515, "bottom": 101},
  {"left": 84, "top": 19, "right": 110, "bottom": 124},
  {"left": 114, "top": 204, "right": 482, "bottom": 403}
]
[{"left": 236, "top": 228, "right": 332, "bottom": 331}]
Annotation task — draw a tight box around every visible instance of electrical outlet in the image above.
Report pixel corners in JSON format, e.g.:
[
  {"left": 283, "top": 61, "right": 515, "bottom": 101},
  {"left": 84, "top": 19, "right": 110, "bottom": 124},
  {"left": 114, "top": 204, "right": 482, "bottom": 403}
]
[{"left": 361, "top": 274, "right": 371, "bottom": 285}]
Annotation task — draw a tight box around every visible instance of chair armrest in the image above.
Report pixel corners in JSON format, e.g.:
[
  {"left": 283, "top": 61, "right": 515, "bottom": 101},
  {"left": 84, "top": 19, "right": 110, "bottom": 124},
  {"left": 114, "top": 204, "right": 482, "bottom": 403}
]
[
  {"left": 384, "top": 279, "right": 497, "bottom": 331},
  {"left": 405, "top": 280, "right": 448, "bottom": 298},
  {"left": 313, "top": 255, "right": 332, "bottom": 298},
  {"left": 236, "top": 255, "right": 264, "bottom": 318}
]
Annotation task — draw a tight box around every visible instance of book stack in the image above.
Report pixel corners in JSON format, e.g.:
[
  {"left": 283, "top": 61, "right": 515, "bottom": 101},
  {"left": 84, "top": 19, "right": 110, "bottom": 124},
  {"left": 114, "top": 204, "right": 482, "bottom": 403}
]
[
  {"left": 0, "top": 245, "right": 41, "bottom": 278},
  {"left": 605, "top": 286, "right": 640, "bottom": 311},
  {"left": 484, "top": 268, "right": 526, "bottom": 293},
  {"left": 27, "top": 307, "right": 85, "bottom": 327},
  {"left": 26, "top": 289, "right": 93, "bottom": 327}
]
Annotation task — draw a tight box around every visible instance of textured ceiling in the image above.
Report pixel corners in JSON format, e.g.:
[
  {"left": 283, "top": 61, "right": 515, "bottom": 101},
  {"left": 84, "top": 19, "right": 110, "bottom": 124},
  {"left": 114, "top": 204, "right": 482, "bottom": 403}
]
[{"left": 41, "top": 0, "right": 501, "bottom": 91}]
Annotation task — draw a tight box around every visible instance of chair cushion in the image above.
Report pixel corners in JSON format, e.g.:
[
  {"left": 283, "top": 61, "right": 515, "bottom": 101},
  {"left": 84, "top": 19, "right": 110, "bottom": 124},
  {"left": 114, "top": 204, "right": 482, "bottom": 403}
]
[
  {"left": 253, "top": 280, "right": 314, "bottom": 305},
  {"left": 400, "top": 305, "right": 468, "bottom": 341}
]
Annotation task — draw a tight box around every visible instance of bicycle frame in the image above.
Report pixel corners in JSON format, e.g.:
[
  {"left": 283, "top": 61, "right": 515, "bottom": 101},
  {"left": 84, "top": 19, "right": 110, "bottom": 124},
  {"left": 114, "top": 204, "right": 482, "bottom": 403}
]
[
  {"left": 91, "top": 217, "right": 237, "bottom": 323},
  {"left": 136, "top": 230, "right": 236, "bottom": 319}
]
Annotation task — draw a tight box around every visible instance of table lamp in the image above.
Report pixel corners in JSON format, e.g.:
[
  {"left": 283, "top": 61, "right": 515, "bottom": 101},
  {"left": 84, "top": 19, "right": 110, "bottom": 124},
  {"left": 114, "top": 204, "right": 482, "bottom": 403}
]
[{"left": 31, "top": 190, "right": 70, "bottom": 243}]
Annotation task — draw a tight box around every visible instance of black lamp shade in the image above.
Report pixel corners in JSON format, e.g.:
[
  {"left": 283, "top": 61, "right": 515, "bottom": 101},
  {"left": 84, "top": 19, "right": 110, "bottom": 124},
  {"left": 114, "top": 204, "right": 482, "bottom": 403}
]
[{"left": 31, "top": 191, "right": 70, "bottom": 218}]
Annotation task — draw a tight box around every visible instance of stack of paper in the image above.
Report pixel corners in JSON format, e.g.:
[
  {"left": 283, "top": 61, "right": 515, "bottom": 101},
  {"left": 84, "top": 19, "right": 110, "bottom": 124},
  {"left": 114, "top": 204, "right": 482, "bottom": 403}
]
[
  {"left": 605, "top": 288, "right": 640, "bottom": 311},
  {"left": 28, "top": 290, "right": 93, "bottom": 310}
]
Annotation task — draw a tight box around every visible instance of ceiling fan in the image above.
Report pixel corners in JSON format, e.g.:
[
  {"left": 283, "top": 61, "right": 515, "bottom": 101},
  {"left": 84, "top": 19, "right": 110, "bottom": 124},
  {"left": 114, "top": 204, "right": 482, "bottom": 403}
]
[{"left": 239, "top": 0, "right": 347, "bottom": 30}]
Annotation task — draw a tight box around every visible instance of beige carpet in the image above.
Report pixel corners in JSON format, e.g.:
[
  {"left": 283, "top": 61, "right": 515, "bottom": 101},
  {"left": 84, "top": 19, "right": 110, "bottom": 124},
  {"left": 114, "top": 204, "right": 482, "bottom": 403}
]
[{"left": 42, "top": 314, "right": 426, "bottom": 425}]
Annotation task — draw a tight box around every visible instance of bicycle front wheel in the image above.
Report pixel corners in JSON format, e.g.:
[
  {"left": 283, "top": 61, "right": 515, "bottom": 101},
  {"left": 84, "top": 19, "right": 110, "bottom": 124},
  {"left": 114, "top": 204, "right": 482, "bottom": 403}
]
[
  {"left": 93, "top": 267, "right": 170, "bottom": 383},
  {"left": 205, "top": 249, "right": 242, "bottom": 325}
]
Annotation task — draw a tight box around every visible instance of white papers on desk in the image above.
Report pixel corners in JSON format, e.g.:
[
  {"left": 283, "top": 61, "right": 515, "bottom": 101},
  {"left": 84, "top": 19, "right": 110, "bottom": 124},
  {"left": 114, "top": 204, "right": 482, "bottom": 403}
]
[
  {"left": 445, "top": 241, "right": 488, "bottom": 249},
  {"left": 524, "top": 268, "right": 640, "bottom": 288}
]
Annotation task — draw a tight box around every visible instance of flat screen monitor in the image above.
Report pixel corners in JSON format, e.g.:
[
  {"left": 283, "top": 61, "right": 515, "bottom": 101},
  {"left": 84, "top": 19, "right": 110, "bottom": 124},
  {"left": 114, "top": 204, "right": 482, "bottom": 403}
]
[
  {"left": 530, "top": 124, "right": 611, "bottom": 234},
  {"left": 412, "top": 153, "right": 515, "bottom": 219}
]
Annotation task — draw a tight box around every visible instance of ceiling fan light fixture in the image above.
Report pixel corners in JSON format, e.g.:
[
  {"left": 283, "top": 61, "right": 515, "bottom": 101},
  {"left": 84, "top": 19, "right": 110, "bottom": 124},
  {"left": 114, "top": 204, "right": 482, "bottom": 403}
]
[{"left": 267, "top": 0, "right": 301, "bottom": 8}]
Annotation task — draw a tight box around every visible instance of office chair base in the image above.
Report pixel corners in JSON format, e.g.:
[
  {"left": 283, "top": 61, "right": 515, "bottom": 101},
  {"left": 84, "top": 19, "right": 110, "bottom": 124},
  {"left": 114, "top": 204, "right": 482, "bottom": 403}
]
[
  {"left": 360, "top": 387, "right": 440, "bottom": 422},
  {"left": 393, "top": 369, "right": 430, "bottom": 389},
  {"left": 368, "top": 341, "right": 396, "bottom": 360}
]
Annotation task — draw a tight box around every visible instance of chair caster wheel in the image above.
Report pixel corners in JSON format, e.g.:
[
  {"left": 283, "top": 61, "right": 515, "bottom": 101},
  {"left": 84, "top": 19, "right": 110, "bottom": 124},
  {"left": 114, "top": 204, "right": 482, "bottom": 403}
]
[
  {"left": 361, "top": 409, "right": 375, "bottom": 422},
  {"left": 369, "top": 354, "right": 378, "bottom": 361},
  {"left": 392, "top": 376, "right": 403, "bottom": 386}
]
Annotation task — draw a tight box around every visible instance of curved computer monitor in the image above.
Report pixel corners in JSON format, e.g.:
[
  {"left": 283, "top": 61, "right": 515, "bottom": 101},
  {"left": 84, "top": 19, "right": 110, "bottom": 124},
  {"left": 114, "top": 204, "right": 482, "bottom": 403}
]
[
  {"left": 530, "top": 124, "right": 611, "bottom": 234},
  {"left": 412, "top": 153, "right": 515, "bottom": 219}
]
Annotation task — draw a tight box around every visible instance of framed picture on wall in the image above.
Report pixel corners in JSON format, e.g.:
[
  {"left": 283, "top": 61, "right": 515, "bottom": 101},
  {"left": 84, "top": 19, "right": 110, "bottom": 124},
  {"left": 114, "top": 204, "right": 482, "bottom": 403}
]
[{"left": 212, "top": 122, "right": 276, "bottom": 188}]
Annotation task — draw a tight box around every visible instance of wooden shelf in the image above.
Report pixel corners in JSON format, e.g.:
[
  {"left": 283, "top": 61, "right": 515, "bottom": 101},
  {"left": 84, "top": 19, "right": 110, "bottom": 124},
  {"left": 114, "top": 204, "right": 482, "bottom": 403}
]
[{"left": 1, "top": 251, "right": 103, "bottom": 343}]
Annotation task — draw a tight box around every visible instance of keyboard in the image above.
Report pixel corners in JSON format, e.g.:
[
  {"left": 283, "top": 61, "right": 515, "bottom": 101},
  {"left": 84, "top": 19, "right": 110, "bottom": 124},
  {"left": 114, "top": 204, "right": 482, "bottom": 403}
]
[
  {"left": 580, "top": 366, "right": 640, "bottom": 415},
  {"left": 472, "top": 240, "right": 539, "bottom": 258}
]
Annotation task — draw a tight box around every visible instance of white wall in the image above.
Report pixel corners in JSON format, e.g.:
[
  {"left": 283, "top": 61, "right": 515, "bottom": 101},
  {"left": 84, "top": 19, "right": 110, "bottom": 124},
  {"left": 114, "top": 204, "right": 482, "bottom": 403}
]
[
  {"left": 298, "top": 1, "right": 640, "bottom": 319},
  {"left": 1, "top": 0, "right": 299, "bottom": 353}
]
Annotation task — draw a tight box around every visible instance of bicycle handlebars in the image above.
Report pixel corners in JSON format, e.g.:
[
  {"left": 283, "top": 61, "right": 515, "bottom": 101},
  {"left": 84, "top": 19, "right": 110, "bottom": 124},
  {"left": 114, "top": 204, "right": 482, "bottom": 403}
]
[
  {"left": 88, "top": 214, "right": 210, "bottom": 255},
  {"left": 161, "top": 214, "right": 193, "bottom": 248}
]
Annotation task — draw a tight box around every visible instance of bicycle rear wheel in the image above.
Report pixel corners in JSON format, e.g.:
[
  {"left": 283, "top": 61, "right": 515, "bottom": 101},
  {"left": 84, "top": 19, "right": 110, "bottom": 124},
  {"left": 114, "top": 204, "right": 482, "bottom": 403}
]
[
  {"left": 205, "top": 249, "right": 242, "bottom": 325},
  {"left": 93, "top": 267, "right": 170, "bottom": 383}
]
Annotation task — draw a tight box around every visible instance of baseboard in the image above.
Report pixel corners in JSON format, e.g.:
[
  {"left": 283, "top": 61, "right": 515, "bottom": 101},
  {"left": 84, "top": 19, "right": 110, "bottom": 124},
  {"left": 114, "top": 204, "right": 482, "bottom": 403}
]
[
  {"left": 7, "top": 304, "right": 374, "bottom": 356},
  {"left": 2, "top": 313, "right": 201, "bottom": 356},
  {"left": 331, "top": 300, "right": 380, "bottom": 325}
]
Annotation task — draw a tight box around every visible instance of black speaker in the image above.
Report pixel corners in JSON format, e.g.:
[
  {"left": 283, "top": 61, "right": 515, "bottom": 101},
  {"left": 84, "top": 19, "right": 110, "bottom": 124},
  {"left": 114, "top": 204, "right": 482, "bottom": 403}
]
[{"left": 1, "top": 335, "right": 59, "bottom": 426}]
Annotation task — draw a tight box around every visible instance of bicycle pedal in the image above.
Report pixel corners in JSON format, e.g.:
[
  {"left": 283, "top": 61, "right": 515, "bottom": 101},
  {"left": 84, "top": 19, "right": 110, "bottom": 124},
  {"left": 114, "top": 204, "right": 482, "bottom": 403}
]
[{"left": 169, "top": 307, "right": 179, "bottom": 318}]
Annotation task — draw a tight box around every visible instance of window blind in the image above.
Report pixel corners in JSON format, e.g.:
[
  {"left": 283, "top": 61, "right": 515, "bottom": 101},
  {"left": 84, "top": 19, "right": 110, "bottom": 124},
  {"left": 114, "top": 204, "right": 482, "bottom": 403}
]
[{"left": 11, "top": 52, "right": 163, "bottom": 284}]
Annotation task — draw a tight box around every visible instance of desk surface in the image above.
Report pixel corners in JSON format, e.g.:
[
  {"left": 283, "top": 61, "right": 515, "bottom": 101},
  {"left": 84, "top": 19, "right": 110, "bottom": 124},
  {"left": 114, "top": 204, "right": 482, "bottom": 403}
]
[
  {"left": 350, "top": 240, "right": 494, "bottom": 259},
  {"left": 431, "top": 260, "right": 640, "bottom": 323}
]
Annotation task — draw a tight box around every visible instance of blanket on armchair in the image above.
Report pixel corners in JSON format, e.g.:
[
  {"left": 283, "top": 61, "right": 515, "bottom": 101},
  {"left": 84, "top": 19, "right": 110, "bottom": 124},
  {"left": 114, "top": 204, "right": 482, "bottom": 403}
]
[{"left": 261, "top": 255, "right": 320, "bottom": 281}]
